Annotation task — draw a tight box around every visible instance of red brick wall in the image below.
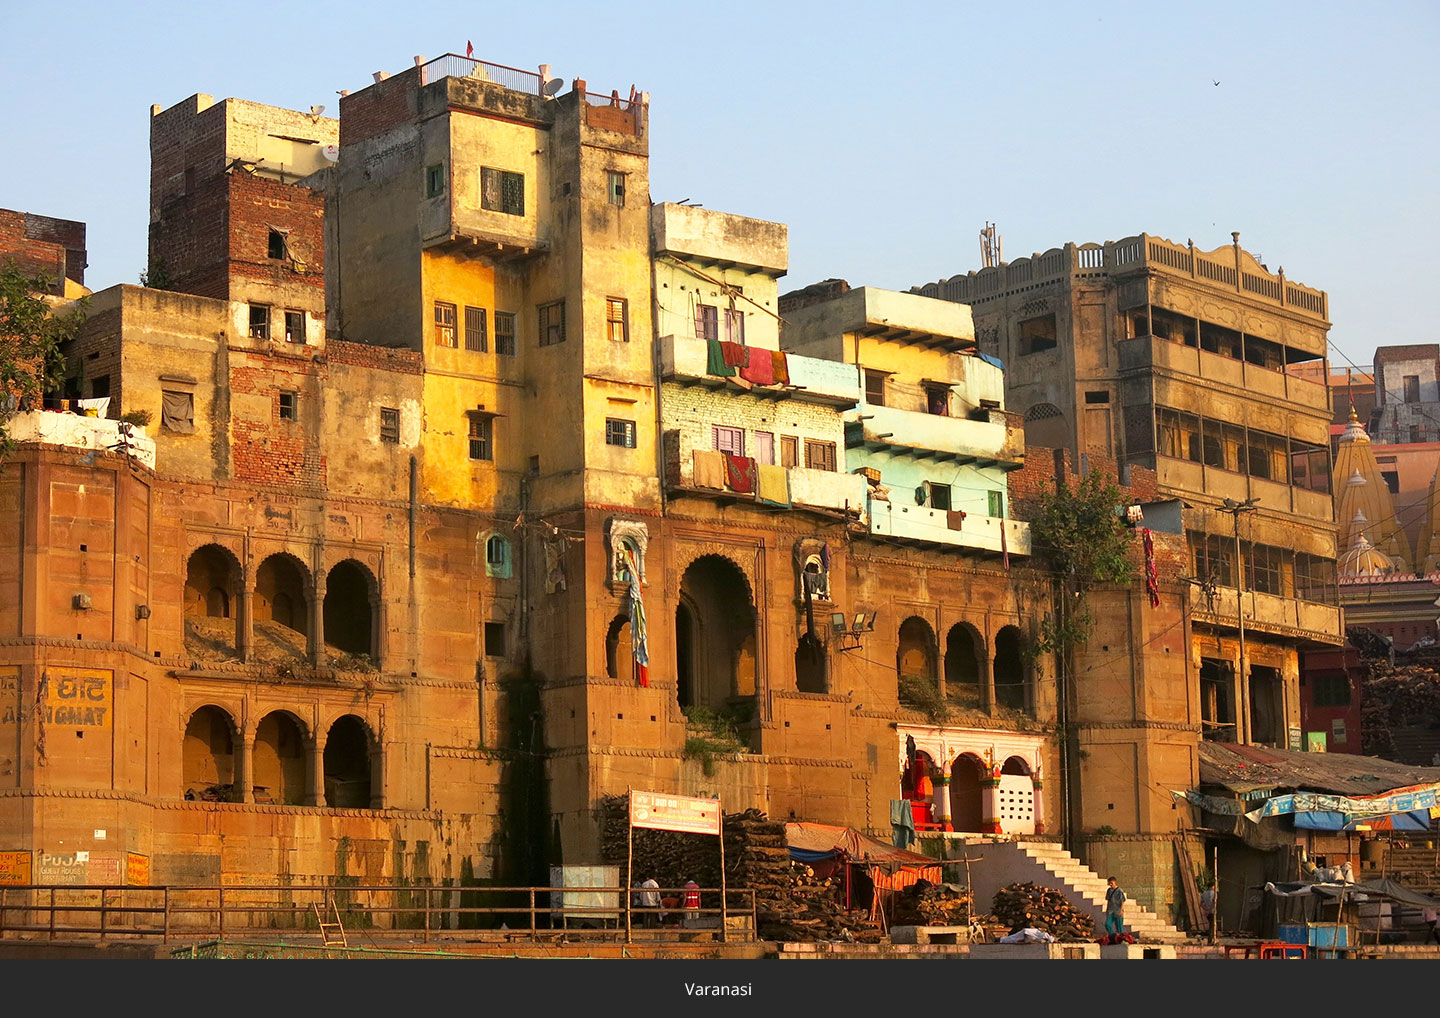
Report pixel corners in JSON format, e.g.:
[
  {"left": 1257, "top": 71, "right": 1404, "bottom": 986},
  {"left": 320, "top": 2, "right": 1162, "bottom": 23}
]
[
  {"left": 778, "top": 278, "right": 850, "bottom": 315},
  {"left": 149, "top": 174, "right": 230, "bottom": 300},
  {"left": 229, "top": 359, "right": 327, "bottom": 488},
  {"left": 226, "top": 174, "right": 325, "bottom": 307},
  {"left": 339, "top": 71, "right": 418, "bottom": 147},
  {"left": 149, "top": 97, "right": 228, "bottom": 224},
  {"left": 0, "top": 208, "right": 84, "bottom": 292},
  {"left": 326, "top": 339, "right": 423, "bottom": 374}
]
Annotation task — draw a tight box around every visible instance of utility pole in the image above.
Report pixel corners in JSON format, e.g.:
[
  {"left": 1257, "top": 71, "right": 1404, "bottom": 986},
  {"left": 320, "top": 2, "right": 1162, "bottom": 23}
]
[{"left": 1219, "top": 498, "right": 1259, "bottom": 744}]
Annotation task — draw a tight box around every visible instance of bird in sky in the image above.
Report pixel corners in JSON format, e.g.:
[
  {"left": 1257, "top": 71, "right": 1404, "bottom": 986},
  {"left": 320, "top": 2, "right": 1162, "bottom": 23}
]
[{"left": 1213, "top": 79, "right": 1221, "bottom": 86}]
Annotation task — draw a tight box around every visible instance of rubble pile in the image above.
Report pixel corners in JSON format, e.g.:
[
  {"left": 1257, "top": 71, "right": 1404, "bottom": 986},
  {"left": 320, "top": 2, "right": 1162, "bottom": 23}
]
[{"left": 990, "top": 882, "right": 1095, "bottom": 941}]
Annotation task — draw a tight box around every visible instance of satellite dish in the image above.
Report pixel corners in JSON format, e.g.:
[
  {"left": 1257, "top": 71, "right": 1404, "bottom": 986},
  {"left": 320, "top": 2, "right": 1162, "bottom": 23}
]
[
  {"left": 321, "top": 145, "right": 340, "bottom": 163},
  {"left": 542, "top": 77, "right": 563, "bottom": 97},
  {"left": 310, "top": 104, "right": 326, "bottom": 116}
]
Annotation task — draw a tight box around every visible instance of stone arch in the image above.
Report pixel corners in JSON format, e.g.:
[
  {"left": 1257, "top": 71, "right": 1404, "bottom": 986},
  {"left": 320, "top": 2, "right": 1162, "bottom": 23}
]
[
  {"left": 795, "top": 632, "right": 827, "bottom": 693},
  {"left": 994, "top": 625, "right": 1031, "bottom": 714},
  {"left": 252, "top": 709, "right": 308, "bottom": 806},
  {"left": 606, "top": 613, "right": 634, "bottom": 681},
  {"left": 483, "top": 533, "right": 513, "bottom": 579},
  {"left": 185, "top": 543, "right": 241, "bottom": 619},
  {"left": 324, "top": 558, "right": 378, "bottom": 661},
  {"left": 949, "top": 752, "right": 987, "bottom": 833},
  {"left": 1023, "top": 402, "right": 1071, "bottom": 450},
  {"left": 675, "top": 554, "right": 756, "bottom": 711},
  {"left": 182, "top": 704, "right": 238, "bottom": 801},
  {"left": 323, "top": 714, "right": 376, "bottom": 809},
  {"left": 255, "top": 553, "right": 310, "bottom": 636},
  {"left": 897, "top": 615, "right": 938, "bottom": 707},
  {"left": 944, "top": 621, "right": 984, "bottom": 709},
  {"left": 1002, "top": 755, "right": 1032, "bottom": 776}
]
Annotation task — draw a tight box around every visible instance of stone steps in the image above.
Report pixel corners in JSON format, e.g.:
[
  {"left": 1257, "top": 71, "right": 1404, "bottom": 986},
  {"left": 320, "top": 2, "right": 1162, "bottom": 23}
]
[{"left": 1014, "top": 842, "right": 1189, "bottom": 944}]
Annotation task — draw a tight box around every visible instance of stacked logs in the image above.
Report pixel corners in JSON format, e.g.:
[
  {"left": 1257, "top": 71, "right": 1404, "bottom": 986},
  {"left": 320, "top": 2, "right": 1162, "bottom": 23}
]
[
  {"left": 598, "top": 796, "right": 877, "bottom": 941},
  {"left": 888, "top": 881, "right": 974, "bottom": 928},
  {"left": 990, "top": 882, "right": 1095, "bottom": 941}
]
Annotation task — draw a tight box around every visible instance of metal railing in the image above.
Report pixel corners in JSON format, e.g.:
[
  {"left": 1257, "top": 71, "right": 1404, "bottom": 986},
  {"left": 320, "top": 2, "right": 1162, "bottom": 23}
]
[
  {"left": 0, "top": 883, "right": 757, "bottom": 944},
  {"left": 419, "top": 55, "right": 543, "bottom": 94}
]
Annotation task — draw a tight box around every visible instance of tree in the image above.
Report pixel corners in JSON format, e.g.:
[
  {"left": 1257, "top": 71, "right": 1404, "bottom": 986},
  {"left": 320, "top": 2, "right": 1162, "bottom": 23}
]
[{"left": 0, "top": 264, "right": 87, "bottom": 457}]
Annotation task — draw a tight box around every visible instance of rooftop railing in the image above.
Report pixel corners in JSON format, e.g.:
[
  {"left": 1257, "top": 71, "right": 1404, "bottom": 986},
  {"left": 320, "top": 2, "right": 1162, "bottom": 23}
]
[{"left": 418, "top": 54, "right": 543, "bottom": 94}]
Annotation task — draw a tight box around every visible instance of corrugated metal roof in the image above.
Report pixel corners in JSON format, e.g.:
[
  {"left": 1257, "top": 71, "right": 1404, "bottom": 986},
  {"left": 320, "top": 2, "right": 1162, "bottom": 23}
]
[{"left": 1198, "top": 742, "right": 1440, "bottom": 796}]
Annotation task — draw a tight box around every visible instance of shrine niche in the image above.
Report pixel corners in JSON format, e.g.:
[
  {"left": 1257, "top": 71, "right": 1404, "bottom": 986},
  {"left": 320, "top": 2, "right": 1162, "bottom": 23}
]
[
  {"left": 607, "top": 518, "right": 650, "bottom": 588},
  {"left": 792, "top": 538, "right": 832, "bottom": 602}
]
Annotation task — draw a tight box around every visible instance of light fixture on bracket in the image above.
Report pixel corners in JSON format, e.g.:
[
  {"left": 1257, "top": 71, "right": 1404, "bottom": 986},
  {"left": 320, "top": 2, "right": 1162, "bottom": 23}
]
[{"left": 832, "top": 609, "right": 877, "bottom": 651}]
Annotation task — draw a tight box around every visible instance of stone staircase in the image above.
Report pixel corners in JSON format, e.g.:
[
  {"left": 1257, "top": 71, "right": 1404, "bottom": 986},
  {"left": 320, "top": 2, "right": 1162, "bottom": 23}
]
[{"left": 1014, "top": 841, "right": 1189, "bottom": 944}]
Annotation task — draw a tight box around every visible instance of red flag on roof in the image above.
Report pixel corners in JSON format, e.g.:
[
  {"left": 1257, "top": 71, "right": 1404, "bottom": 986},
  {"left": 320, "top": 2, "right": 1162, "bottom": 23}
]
[{"left": 466, "top": 41, "right": 474, "bottom": 58}]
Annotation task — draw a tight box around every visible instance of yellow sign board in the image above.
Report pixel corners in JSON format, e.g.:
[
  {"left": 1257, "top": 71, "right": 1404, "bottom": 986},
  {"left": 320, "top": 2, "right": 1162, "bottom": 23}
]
[
  {"left": 126, "top": 853, "right": 150, "bottom": 886},
  {"left": 629, "top": 790, "right": 721, "bottom": 836},
  {"left": 0, "top": 851, "right": 32, "bottom": 886},
  {"left": 44, "top": 668, "right": 112, "bottom": 728}
]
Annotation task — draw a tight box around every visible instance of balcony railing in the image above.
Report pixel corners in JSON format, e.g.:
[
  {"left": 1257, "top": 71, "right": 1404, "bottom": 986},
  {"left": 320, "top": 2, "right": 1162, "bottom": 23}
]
[
  {"left": 867, "top": 498, "right": 1031, "bottom": 556},
  {"left": 418, "top": 55, "right": 543, "bottom": 93},
  {"left": 658, "top": 335, "right": 860, "bottom": 407},
  {"left": 845, "top": 404, "right": 1024, "bottom": 466},
  {"left": 1118, "top": 335, "right": 1329, "bottom": 411},
  {"left": 1189, "top": 584, "right": 1343, "bottom": 645},
  {"left": 667, "top": 445, "right": 868, "bottom": 522}
]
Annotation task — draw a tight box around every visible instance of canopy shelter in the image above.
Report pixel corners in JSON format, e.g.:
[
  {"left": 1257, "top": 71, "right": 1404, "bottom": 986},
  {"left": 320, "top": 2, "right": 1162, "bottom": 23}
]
[{"left": 785, "top": 822, "right": 942, "bottom": 924}]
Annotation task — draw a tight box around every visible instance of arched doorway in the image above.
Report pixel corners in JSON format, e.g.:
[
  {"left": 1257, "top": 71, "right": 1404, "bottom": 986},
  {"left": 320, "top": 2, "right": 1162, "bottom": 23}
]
[
  {"left": 256, "top": 554, "right": 309, "bottom": 636},
  {"left": 324, "top": 559, "right": 377, "bottom": 661},
  {"left": 994, "top": 625, "right": 1029, "bottom": 713},
  {"left": 999, "top": 756, "right": 1036, "bottom": 834},
  {"left": 606, "top": 614, "right": 634, "bottom": 681},
  {"left": 795, "top": 633, "right": 826, "bottom": 693},
  {"left": 897, "top": 616, "right": 938, "bottom": 708},
  {"left": 949, "top": 753, "right": 986, "bottom": 832},
  {"left": 252, "top": 711, "right": 307, "bottom": 805},
  {"left": 184, "top": 545, "right": 241, "bottom": 657},
  {"left": 182, "top": 705, "right": 237, "bottom": 801},
  {"left": 944, "top": 623, "right": 983, "bottom": 709},
  {"left": 676, "top": 555, "right": 756, "bottom": 711},
  {"left": 323, "top": 715, "right": 374, "bottom": 808}
]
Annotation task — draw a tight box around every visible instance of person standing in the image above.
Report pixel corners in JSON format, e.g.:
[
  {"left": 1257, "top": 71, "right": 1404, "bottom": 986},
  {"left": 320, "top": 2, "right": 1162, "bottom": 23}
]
[
  {"left": 1199, "top": 883, "right": 1217, "bottom": 940},
  {"left": 683, "top": 879, "right": 701, "bottom": 924},
  {"left": 640, "top": 877, "right": 661, "bottom": 929},
  {"left": 1424, "top": 905, "right": 1440, "bottom": 945},
  {"left": 1105, "top": 876, "right": 1127, "bottom": 938}
]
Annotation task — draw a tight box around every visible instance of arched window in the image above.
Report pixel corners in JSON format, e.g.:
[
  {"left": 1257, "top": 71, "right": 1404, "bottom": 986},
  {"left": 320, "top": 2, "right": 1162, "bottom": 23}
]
[{"left": 485, "top": 535, "right": 512, "bottom": 579}]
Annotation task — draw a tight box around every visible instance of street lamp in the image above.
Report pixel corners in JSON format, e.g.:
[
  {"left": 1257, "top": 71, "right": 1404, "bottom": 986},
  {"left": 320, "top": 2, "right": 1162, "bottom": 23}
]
[{"left": 1219, "top": 497, "right": 1259, "bottom": 744}]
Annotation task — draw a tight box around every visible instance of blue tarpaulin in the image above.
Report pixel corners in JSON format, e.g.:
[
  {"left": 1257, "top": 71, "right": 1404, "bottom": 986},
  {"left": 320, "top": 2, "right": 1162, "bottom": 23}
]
[{"left": 1293, "top": 809, "right": 1433, "bottom": 831}]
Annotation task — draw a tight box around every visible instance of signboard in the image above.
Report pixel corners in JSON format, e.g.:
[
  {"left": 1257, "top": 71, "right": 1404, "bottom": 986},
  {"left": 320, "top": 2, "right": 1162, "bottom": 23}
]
[
  {"left": 35, "top": 851, "right": 87, "bottom": 885},
  {"left": 0, "top": 851, "right": 32, "bottom": 886},
  {"left": 126, "top": 853, "right": 150, "bottom": 886},
  {"left": 1288, "top": 727, "right": 1302, "bottom": 752},
  {"left": 629, "top": 790, "right": 721, "bottom": 836},
  {"left": 44, "top": 668, "right": 112, "bottom": 728},
  {"left": 87, "top": 856, "right": 121, "bottom": 884},
  {"left": 1307, "top": 732, "right": 1328, "bottom": 753}
]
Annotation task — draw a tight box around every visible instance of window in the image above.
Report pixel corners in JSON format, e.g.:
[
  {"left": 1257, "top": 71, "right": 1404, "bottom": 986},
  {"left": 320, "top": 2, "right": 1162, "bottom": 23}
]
[
  {"left": 804, "top": 439, "right": 836, "bottom": 472},
  {"left": 1404, "top": 375, "right": 1420, "bottom": 403},
  {"left": 925, "top": 384, "right": 949, "bottom": 416},
  {"left": 465, "top": 306, "right": 488, "bottom": 352},
  {"left": 1085, "top": 391, "right": 1110, "bottom": 404},
  {"left": 1157, "top": 407, "right": 1201, "bottom": 462},
  {"left": 284, "top": 310, "right": 305, "bottom": 344},
  {"left": 538, "top": 301, "right": 565, "bottom": 346},
  {"left": 485, "top": 536, "right": 512, "bottom": 578},
  {"left": 249, "top": 304, "right": 270, "bottom": 340},
  {"left": 695, "top": 304, "right": 718, "bottom": 341},
  {"left": 754, "top": 431, "right": 775, "bottom": 465},
  {"left": 267, "top": 229, "right": 288, "bottom": 260},
  {"left": 528, "top": 455, "right": 540, "bottom": 476},
  {"left": 380, "top": 407, "right": 400, "bottom": 443},
  {"left": 426, "top": 163, "right": 445, "bottom": 198},
  {"left": 434, "top": 302, "right": 457, "bottom": 347},
  {"left": 929, "top": 483, "right": 952, "bottom": 511},
  {"left": 606, "top": 171, "right": 626, "bottom": 207},
  {"left": 724, "top": 307, "right": 745, "bottom": 344},
  {"left": 988, "top": 491, "right": 1005, "bottom": 518},
  {"left": 161, "top": 390, "right": 194, "bottom": 433},
  {"left": 712, "top": 425, "right": 745, "bottom": 456},
  {"left": 484, "top": 621, "right": 506, "bottom": 658},
  {"left": 1247, "top": 542, "right": 1284, "bottom": 595},
  {"left": 90, "top": 375, "right": 110, "bottom": 399},
  {"left": 865, "top": 370, "right": 887, "bottom": 407},
  {"left": 1018, "top": 313, "right": 1057, "bottom": 355},
  {"left": 468, "top": 414, "right": 492, "bottom": 461},
  {"left": 278, "top": 392, "right": 298, "bottom": 421},
  {"left": 495, "top": 312, "right": 516, "bottom": 356},
  {"left": 481, "top": 167, "right": 524, "bottom": 216},
  {"left": 605, "top": 418, "right": 636, "bottom": 448},
  {"left": 1312, "top": 672, "right": 1352, "bottom": 707},
  {"left": 780, "top": 435, "right": 798, "bottom": 468},
  {"left": 606, "top": 298, "right": 628, "bottom": 343},
  {"left": 1412, "top": 425, "right": 1423, "bottom": 444}
]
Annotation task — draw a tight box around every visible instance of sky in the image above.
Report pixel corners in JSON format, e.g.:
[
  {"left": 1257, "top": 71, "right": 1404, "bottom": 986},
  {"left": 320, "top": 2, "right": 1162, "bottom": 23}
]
[{"left": 1, "top": 1, "right": 1435, "bottom": 371}]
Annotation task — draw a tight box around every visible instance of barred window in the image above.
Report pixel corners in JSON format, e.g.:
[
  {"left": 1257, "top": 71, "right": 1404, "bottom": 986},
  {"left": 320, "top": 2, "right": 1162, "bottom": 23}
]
[
  {"left": 481, "top": 167, "right": 524, "bottom": 216},
  {"left": 539, "top": 301, "right": 565, "bottom": 347},
  {"left": 495, "top": 312, "right": 517, "bottom": 356},
  {"left": 434, "top": 302, "right": 457, "bottom": 347},
  {"left": 468, "top": 414, "right": 492, "bottom": 461},
  {"left": 605, "top": 418, "right": 636, "bottom": 448},
  {"left": 465, "top": 306, "right": 488, "bottom": 352},
  {"left": 380, "top": 407, "right": 400, "bottom": 444}
]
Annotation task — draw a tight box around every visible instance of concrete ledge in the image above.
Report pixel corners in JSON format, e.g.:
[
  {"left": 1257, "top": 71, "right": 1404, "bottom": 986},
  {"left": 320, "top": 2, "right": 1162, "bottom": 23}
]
[
  {"left": 1100, "top": 943, "right": 1176, "bottom": 960},
  {"left": 969, "top": 942, "right": 1100, "bottom": 960},
  {"left": 889, "top": 925, "right": 970, "bottom": 945}
]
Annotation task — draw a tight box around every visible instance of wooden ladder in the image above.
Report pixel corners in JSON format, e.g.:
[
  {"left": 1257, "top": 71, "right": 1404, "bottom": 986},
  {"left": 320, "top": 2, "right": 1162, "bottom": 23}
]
[{"left": 313, "top": 900, "right": 348, "bottom": 948}]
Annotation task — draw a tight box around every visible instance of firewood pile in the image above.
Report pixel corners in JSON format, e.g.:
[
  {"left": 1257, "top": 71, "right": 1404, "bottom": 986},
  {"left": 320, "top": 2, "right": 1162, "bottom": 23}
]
[
  {"left": 990, "top": 882, "right": 1095, "bottom": 941},
  {"left": 1358, "top": 661, "right": 1440, "bottom": 759},
  {"left": 598, "top": 796, "right": 878, "bottom": 941},
  {"left": 888, "top": 880, "right": 974, "bottom": 928}
]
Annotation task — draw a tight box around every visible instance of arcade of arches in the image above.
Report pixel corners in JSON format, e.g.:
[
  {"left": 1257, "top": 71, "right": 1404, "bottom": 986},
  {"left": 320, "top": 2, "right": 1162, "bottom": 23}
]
[
  {"left": 181, "top": 705, "right": 381, "bottom": 808},
  {"left": 897, "top": 618, "right": 1034, "bottom": 717},
  {"left": 675, "top": 555, "right": 756, "bottom": 711},
  {"left": 897, "top": 724, "right": 1046, "bottom": 835}
]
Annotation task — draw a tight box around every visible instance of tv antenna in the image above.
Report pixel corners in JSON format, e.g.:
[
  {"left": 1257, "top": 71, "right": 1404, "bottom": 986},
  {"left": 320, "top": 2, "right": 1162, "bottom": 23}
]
[{"left": 979, "top": 222, "right": 1003, "bottom": 268}]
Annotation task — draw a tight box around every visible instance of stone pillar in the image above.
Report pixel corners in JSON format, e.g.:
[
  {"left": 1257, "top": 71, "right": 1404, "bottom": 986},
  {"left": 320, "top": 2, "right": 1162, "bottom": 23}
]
[
  {"left": 982, "top": 652, "right": 996, "bottom": 718},
  {"left": 370, "top": 739, "right": 385, "bottom": 810},
  {"left": 981, "top": 768, "right": 1003, "bottom": 834},
  {"left": 309, "top": 579, "right": 326, "bottom": 667},
  {"left": 371, "top": 593, "right": 385, "bottom": 669},
  {"left": 1032, "top": 774, "right": 1046, "bottom": 835},
  {"left": 239, "top": 580, "right": 255, "bottom": 663},
  {"left": 307, "top": 733, "right": 325, "bottom": 807},
  {"left": 933, "top": 772, "right": 953, "bottom": 831},
  {"left": 237, "top": 724, "right": 254, "bottom": 804}
]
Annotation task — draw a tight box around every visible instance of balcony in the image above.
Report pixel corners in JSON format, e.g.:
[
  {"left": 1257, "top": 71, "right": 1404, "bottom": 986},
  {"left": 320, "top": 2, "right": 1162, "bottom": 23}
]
[
  {"left": 867, "top": 498, "right": 1031, "bottom": 556},
  {"left": 1118, "top": 335, "right": 1329, "bottom": 412},
  {"left": 8, "top": 410, "right": 157, "bottom": 471},
  {"left": 845, "top": 404, "right": 1024, "bottom": 466},
  {"left": 1189, "top": 584, "right": 1343, "bottom": 647},
  {"left": 665, "top": 444, "right": 868, "bottom": 522},
  {"left": 658, "top": 334, "right": 859, "bottom": 408}
]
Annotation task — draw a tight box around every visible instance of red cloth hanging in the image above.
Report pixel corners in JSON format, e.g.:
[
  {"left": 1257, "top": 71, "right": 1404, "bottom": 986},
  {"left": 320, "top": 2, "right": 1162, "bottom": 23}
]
[{"left": 723, "top": 453, "right": 755, "bottom": 493}]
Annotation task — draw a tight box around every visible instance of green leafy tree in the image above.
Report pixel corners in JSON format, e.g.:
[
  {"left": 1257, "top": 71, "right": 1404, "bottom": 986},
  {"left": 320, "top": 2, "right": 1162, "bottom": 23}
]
[
  {"left": 1029, "top": 468, "right": 1133, "bottom": 656},
  {"left": 0, "top": 264, "right": 87, "bottom": 457}
]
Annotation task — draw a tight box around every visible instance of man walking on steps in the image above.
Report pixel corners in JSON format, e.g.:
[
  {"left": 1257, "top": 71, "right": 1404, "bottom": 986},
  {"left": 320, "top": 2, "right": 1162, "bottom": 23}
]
[{"left": 1105, "top": 876, "right": 1127, "bottom": 937}]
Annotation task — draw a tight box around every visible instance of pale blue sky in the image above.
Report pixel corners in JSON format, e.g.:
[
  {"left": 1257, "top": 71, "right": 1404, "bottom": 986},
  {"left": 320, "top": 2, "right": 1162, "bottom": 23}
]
[{"left": 2, "top": 1, "right": 1434, "bottom": 369}]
